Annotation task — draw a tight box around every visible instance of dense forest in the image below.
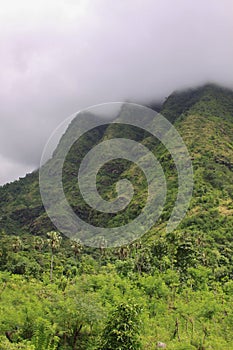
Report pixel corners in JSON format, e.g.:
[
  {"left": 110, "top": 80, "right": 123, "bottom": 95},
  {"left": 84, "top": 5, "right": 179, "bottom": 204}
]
[{"left": 0, "top": 84, "right": 233, "bottom": 349}]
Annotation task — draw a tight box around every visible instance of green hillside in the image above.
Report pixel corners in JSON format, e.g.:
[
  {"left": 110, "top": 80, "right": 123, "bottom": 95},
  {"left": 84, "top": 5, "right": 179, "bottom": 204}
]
[{"left": 0, "top": 84, "right": 233, "bottom": 349}]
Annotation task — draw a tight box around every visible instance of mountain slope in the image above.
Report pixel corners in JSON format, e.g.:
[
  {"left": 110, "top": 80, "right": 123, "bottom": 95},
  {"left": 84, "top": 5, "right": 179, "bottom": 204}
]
[
  {"left": 0, "top": 84, "right": 233, "bottom": 243},
  {"left": 1, "top": 84, "right": 233, "bottom": 349}
]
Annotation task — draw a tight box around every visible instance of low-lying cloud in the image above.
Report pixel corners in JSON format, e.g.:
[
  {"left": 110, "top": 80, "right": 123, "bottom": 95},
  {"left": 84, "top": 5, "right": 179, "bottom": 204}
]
[{"left": 0, "top": 0, "right": 233, "bottom": 184}]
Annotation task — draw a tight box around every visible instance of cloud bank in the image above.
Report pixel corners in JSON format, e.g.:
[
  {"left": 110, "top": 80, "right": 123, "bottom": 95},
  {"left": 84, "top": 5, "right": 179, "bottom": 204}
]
[{"left": 0, "top": 0, "right": 233, "bottom": 184}]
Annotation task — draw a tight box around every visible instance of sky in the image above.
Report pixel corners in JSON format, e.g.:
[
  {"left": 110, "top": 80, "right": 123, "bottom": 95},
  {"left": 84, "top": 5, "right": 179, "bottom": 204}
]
[{"left": 0, "top": 0, "right": 233, "bottom": 185}]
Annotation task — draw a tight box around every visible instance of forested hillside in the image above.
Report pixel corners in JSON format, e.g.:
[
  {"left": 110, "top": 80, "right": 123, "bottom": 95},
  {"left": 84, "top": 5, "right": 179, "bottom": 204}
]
[{"left": 0, "top": 84, "right": 233, "bottom": 349}]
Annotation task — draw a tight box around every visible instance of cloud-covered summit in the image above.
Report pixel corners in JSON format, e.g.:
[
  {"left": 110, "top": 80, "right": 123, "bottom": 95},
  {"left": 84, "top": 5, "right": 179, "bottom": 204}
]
[{"left": 1, "top": 0, "right": 233, "bottom": 184}]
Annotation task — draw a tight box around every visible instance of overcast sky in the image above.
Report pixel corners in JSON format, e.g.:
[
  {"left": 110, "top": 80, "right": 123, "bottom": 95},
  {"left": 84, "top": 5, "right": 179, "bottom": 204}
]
[{"left": 0, "top": 0, "right": 233, "bottom": 185}]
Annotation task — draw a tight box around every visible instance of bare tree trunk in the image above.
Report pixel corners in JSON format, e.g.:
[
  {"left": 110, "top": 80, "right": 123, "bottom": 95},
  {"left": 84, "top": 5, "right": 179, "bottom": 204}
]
[
  {"left": 172, "top": 317, "right": 180, "bottom": 342},
  {"left": 73, "top": 324, "right": 82, "bottom": 350},
  {"left": 190, "top": 318, "right": 194, "bottom": 339},
  {"left": 50, "top": 252, "right": 54, "bottom": 282}
]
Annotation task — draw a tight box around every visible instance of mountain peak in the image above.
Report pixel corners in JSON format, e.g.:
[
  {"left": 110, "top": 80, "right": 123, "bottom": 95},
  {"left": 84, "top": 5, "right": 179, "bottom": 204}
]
[{"left": 161, "top": 83, "right": 233, "bottom": 123}]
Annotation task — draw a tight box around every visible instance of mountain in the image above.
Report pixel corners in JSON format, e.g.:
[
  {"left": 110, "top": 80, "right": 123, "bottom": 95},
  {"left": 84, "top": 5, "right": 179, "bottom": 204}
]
[
  {"left": 1, "top": 83, "right": 233, "bottom": 349},
  {"left": 1, "top": 83, "right": 233, "bottom": 242}
]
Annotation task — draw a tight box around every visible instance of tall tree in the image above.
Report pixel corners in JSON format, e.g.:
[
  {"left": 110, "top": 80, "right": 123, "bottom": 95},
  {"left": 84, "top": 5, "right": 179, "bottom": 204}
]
[
  {"left": 71, "top": 239, "right": 82, "bottom": 259},
  {"left": 47, "top": 231, "right": 62, "bottom": 281}
]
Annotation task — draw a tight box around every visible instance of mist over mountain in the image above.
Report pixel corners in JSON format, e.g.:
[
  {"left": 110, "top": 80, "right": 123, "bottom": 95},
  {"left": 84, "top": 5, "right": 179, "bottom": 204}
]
[
  {"left": 1, "top": 83, "right": 233, "bottom": 237},
  {"left": 0, "top": 83, "right": 233, "bottom": 348},
  {"left": 1, "top": 0, "right": 233, "bottom": 184}
]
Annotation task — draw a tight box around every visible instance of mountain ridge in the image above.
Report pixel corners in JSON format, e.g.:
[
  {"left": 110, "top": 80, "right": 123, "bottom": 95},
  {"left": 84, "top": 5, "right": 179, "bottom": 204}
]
[
  {"left": 1, "top": 83, "right": 233, "bottom": 240},
  {"left": 1, "top": 83, "right": 233, "bottom": 349}
]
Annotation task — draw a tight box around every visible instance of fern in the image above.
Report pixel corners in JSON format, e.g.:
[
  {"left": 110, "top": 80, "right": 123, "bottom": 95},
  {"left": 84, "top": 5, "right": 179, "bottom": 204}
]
[{"left": 31, "top": 318, "right": 59, "bottom": 350}]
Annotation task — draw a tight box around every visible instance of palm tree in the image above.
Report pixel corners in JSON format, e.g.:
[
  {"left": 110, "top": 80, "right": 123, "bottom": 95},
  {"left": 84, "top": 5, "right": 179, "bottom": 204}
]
[
  {"left": 71, "top": 239, "right": 83, "bottom": 259},
  {"left": 12, "top": 236, "right": 22, "bottom": 253},
  {"left": 47, "top": 231, "right": 62, "bottom": 281},
  {"left": 99, "top": 237, "right": 107, "bottom": 258},
  {"left": 117, "top": 245, "right": 130, "bottom": 260},
  {"left": 33, "top": 236, "right": 44, "bottom": 251}
]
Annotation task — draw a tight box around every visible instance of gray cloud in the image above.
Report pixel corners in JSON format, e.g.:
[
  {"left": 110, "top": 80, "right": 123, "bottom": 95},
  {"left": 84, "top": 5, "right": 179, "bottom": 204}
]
[{"left": 0, "top": 0, "right": 233, "bottom": 184}]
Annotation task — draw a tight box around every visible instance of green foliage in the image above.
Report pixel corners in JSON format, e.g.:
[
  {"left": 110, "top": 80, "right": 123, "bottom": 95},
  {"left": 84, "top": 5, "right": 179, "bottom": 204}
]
[
  {"left": 31, "top": 318, "right": 59, "bottom": 350},
  {"left": 0, "top": 84, "right": 233, "bottom": 349},
  {"left": 99, "top": 302, "right": 142, "bottom": 350},
  {"left": 0, "top": 337, "right": 34, "bottom": 349}
]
